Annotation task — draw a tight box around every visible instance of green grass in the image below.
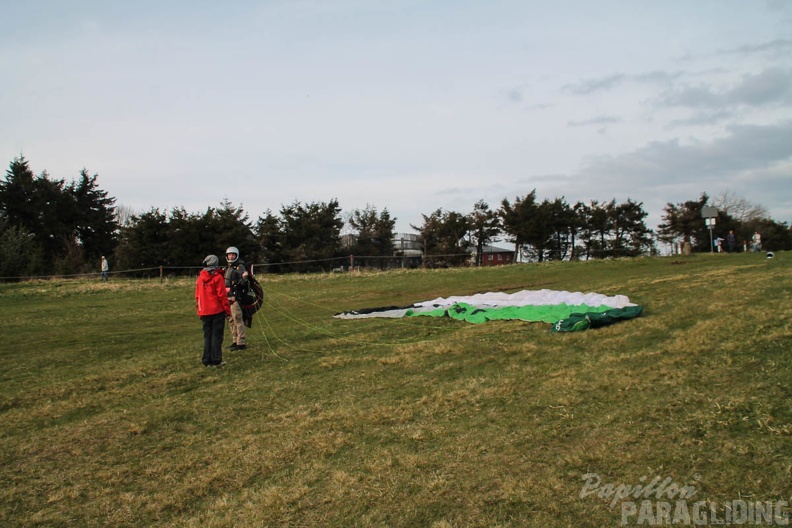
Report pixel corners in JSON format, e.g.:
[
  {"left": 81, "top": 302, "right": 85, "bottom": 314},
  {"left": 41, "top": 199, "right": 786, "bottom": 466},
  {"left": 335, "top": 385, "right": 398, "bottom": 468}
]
[{"left": 1, "top": 253, "right": 790, "bottom": 527}]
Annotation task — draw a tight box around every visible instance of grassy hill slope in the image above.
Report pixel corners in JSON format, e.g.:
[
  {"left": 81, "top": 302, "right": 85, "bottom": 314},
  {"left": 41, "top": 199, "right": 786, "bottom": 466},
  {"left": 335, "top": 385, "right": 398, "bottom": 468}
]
[{"left": 1, "top": 253, "right": 790, "bottom": 527}]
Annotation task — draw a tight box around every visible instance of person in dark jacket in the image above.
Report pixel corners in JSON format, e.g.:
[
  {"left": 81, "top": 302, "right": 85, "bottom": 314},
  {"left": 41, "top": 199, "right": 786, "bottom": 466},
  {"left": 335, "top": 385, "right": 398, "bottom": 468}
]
[
  {"left": 195, "top": 255, "right": 232, "bottom": 367},
  {"left": 224, "top": 246, "right": 248, "bottom": 350}
]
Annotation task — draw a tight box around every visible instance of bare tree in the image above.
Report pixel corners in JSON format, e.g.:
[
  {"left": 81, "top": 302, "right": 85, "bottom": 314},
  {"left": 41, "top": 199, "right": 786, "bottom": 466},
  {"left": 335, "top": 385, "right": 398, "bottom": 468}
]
[
  {"left": 115, "top": 204, "right": 137, "bottom": 228},
  {"left": 712, "top": 191, "right": 768, "bottom": 223}
]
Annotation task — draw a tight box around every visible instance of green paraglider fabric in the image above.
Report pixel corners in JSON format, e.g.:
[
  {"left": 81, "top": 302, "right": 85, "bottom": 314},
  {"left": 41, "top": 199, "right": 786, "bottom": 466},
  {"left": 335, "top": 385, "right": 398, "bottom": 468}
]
[
  {"left": 335, "top": 290, "right": 643, "bottom": 332},
  {"left": 405, "top": 302, "right": 643, "bottom": 331}
]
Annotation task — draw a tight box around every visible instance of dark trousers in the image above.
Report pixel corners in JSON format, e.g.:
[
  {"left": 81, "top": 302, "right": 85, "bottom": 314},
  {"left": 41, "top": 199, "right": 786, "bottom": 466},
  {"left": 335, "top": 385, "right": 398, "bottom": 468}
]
[{"left": 201, "top": 312, "right": 226, "bottom": 366}]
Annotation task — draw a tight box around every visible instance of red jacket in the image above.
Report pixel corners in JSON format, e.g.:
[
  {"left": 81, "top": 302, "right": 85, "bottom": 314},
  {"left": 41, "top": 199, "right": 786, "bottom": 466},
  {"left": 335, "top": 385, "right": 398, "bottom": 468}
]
[{"left": 195, "top": 268, "right": 232, "bottom": 317}]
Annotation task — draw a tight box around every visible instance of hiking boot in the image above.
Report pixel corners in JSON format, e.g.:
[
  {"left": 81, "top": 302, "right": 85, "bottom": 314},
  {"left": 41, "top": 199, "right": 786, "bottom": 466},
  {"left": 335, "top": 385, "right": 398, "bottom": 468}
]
[
  {"left": 235, "top": 344, "right": 246, "bottom": 350},
  {"left": 228, "top": 343, "right": 238, "bottom": 350}
]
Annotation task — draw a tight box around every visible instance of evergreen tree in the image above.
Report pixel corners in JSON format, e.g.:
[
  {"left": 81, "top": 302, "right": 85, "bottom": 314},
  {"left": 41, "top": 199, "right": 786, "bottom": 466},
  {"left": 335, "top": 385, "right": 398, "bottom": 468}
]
[
  {"left": 412, "top": 209, "right": 469, "bottom": 267},
  {"left": 501, "top": 195, "right": 568, "bottom": 262},
  {"left": 543, "top": 197, "right": 575, "bottom": 261},
  {"left": 0, "top": 221, "right": 43, "bottom": 279},
  {"left": 348, "top": 205, "right": 396, "bottom": 269},
  {"left": 588, "top": 200, "right": 614, "bottom": 259},
  {"left": 570, "top": 201, "right": 590, "bottom": 260},
  {"left": 1, "top": 158, "right": 120, "bottom": 275},
  {"left": 165, "top": 207, "right": 204, "bottom": 267},
  {"left": 0, "top": 157, "right": 39, "bottom": 233},
  {"left": 211, "top": 200, "right": 257, "bottom": 266},
  {"left": 610, "top": 199, "right": 652, "bottom": 257},
  {"left": 254, "top": 210, "right": 283, "bottom": 273},
  {"left": 38, "top": 173, "right": 79, "bottom": 271},
  {"left": 72, "top": 169, "right": 118, "bottom": 262},
  {"left": 0, "top": 157, "right": 75, "bottom": 272},
  {"left": 468, "top": 200, "right": 501, "bottom": 266},
  {"left": 657, "top": 193, "right": 710, "bottom": 252},
  {"left": 115, "top": 208, "right": 170, "bottom": 272},
  {"left": 278, "top": 200, "right": 343, "bottom": 272},
  {"left": 500, "top": 190, "right": 538, "bottom": 263}
]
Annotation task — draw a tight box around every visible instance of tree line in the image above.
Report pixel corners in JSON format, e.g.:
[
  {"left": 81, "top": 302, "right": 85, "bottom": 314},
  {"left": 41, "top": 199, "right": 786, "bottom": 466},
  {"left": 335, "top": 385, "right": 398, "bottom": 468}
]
[
  {"left": 657, "top": 192, "right": 792, "bottom": 254},
  {"left": 0, "top": 157, "right": 117, "bottom": 278},
  {"left": 1, "top": 157, "right": 790, "bottom": 279}
]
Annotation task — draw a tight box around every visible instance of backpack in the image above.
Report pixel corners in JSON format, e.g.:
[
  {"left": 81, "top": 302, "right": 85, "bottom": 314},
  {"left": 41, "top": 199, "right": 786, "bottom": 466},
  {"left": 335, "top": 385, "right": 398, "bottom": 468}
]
[{"left": 236, "top": 271, "right": 264, "bottom": 327}]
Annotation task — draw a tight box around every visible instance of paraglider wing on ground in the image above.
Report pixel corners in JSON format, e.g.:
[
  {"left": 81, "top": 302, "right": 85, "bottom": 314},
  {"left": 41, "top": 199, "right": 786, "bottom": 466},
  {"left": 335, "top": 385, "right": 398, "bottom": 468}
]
[{"left": 335, "top": 289, "right": 643, "bottom": 332}]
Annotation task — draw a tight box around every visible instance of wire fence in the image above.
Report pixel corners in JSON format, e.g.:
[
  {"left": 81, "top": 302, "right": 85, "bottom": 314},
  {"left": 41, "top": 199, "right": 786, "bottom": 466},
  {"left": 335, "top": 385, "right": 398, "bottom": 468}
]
[
  {"left": 0, "top": 253, "right": 478, "bottom": 282},
  {"left": 0, "top": 246, "right": 667, "bottom": 282}
]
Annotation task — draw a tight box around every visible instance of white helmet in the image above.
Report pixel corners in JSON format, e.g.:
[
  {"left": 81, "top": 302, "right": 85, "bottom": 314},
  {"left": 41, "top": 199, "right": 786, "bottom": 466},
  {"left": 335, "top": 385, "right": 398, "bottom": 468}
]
[{"left": 225, "top": 246, "right": 239, "bottom": 264}]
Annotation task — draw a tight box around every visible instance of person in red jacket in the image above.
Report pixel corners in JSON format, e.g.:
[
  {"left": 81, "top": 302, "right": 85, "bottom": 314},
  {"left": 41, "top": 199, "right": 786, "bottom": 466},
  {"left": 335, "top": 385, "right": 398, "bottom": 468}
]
[{"left": 195, "top": 255, "right": 232, "bottom": 367}]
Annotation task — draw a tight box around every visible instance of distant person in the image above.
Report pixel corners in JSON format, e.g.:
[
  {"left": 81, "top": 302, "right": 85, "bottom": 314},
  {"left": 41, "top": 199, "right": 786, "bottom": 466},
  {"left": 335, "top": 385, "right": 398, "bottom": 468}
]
[
  {"left": 752, "top": 231, "right": 762, "bottom": 252},
  {"left": 224, "top": 246, "right": 248, "bottom": 351},
  {"left": 195, "top": 255, "right": 231, "bottom": 367},
  {"left": 726, "top": 230, "right": 736, "bottom": 253},
  {"left": 715, "top": 237, "right": 724, "bottom": 253},
  {"left": 100, "top": 256, "right": 109, "bottom": 282}
]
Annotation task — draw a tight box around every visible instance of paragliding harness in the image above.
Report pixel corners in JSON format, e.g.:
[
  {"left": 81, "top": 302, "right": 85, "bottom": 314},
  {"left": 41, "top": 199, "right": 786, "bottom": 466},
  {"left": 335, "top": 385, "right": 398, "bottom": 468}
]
[{"left": 232, "top": 268, "right": 264, "bottom": 328}]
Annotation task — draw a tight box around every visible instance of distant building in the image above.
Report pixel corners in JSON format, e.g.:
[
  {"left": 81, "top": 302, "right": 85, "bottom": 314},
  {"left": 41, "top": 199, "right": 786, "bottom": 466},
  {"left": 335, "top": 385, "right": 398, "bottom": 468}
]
[
  {"left": 392, "top": 233, "right": 421, "bottom": 255},
  {"left": 393, "top": 233, "right": 422, "bottom": 268},
  {"left": 470, "top": 244, "right": 515, "bottom": 266},
  {"left": 341, "top": 234, "right": 514, "bottom": 268}
]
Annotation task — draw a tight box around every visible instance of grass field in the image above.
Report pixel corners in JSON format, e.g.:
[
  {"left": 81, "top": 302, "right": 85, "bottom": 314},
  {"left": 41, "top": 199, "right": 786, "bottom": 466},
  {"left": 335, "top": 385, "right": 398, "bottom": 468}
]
[{"left": 1, "top": 253, "right": 790, "bottom": 527}]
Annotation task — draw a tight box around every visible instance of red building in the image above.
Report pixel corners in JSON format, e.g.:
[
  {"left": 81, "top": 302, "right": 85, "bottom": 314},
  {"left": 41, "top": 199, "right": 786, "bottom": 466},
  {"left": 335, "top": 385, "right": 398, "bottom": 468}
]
[{"left": 470, "top": 245, "right": 515, "bottom": 266}]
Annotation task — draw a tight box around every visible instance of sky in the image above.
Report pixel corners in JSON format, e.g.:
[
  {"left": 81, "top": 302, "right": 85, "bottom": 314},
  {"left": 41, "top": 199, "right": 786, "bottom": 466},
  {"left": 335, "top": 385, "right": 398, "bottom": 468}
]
[{"left": 2, "top": 0, "right": 791, "bottom": 237}]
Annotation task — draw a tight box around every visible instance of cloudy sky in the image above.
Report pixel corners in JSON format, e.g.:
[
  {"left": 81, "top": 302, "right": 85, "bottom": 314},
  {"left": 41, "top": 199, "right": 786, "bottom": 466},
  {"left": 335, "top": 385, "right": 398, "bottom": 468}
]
[{"left": 2, "top": 0, "right": 791, "bottom": 234}]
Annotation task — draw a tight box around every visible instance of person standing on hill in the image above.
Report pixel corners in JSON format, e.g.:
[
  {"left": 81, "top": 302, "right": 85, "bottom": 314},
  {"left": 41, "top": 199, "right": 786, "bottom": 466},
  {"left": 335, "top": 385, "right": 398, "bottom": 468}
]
[
  {"left": 726, "top": 230, "right": 736, "bottom": 253},
  {"left": 752, "top": 231, "right": 762, "bottom": 252},
  {"left": 224, "top": 246, "right": 248, "bottom": 351},
  {"left": 100, "top": 256, "right": 109, "bottom": 281},
  {"left": 195, "top": 255, "right": 231, "bottom": 367}
]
